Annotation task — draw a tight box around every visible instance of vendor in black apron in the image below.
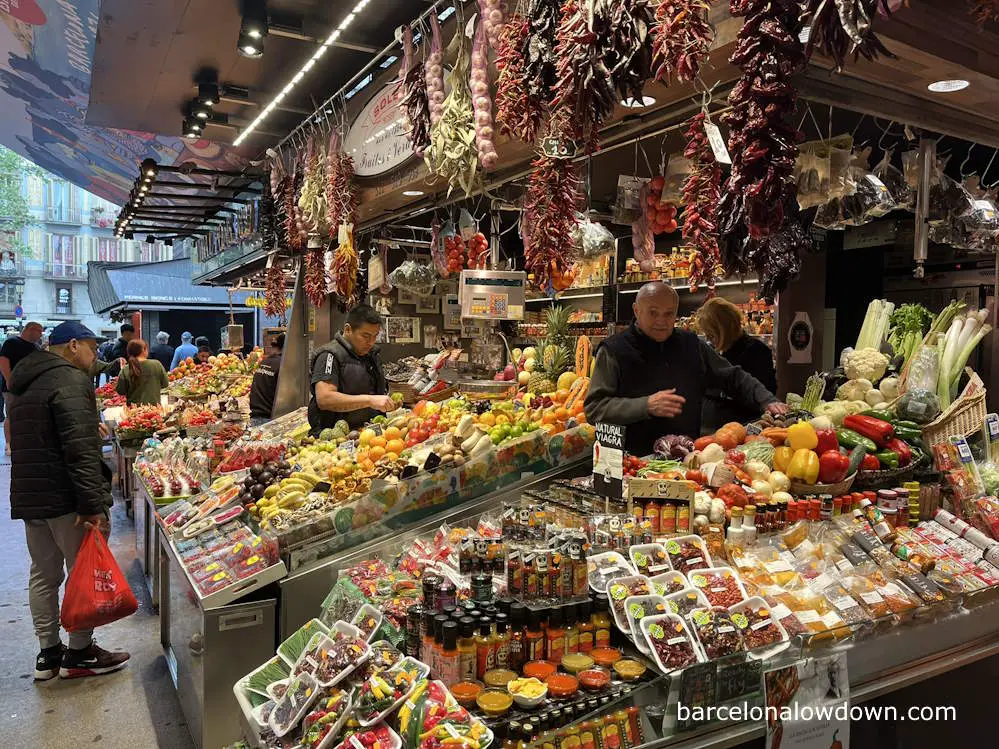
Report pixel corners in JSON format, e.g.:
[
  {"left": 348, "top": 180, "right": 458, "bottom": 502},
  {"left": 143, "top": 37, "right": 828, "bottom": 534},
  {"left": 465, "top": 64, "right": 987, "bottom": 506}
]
[
  {"left": 308, "top": 304, "right": 397, "bottom": 433},
  {"left": 584, "top": 282, "right": 787, "bottom": 456}
]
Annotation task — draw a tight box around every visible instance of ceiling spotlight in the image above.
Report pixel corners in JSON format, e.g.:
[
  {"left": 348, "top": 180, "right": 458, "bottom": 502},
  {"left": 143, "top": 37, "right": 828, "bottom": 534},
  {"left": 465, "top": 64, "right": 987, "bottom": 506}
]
[
  {"left": 192, "top": 98, "right": 212, "bottom": 119},
  {"left": 402, "top": 190, "right": 425, "bottom": 197},
  {"left": 125, "top": 231, "right": 134, "bottom": 240},
  {"left": 238, "top": 32, "right": 264, "bottom": 58},
  {"left": 141, "top": 158, "right": 158, "bottom": 178},
  {"left": 241, "top": 0, "right": 269, "bottom": 39},
  {"left": 183, "top": 118, "right": 202, "bottom": 138},
  {"left": 620, "top": 96, "right": 657, "bottom": 108},
  {"left": 928, "top": 79, "right": 969, "bottom": 93},
  {"left": 146, "top": 235, "right": 156, "bottom": 244},
  {"left": 198, "top": 81, "right": 220, "bottom": 107}
]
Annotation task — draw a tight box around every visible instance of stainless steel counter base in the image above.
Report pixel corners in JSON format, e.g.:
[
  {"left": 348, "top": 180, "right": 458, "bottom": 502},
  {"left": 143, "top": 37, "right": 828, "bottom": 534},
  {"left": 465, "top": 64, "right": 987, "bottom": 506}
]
[
  {"left": 134, "top": 479, "right": 160, "bottom": 608},
  {"left": 160, "top": 532, "right": 277, "bottom": 749}
]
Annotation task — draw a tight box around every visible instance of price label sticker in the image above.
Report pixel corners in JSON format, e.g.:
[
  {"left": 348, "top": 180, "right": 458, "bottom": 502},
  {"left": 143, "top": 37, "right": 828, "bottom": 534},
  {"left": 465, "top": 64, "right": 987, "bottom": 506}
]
[
  {"left": 541, "top": 137, "right": 577, "bottom": 160},
  {"left": 703, "top": 120, "right": 732, "bottom": 165},
  {"left": 986, "top": 414, "right": 999, "bottom": 441}
]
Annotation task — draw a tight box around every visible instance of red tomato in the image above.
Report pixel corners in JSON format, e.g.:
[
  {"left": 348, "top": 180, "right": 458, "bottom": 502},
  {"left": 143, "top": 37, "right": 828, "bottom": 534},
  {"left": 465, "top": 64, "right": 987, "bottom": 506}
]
[
  {"left": 665, "top": 219, "right": 678, "bottom": 233},
  {"left": 650, "top": 175, "right": 665, "bottom": 193}
]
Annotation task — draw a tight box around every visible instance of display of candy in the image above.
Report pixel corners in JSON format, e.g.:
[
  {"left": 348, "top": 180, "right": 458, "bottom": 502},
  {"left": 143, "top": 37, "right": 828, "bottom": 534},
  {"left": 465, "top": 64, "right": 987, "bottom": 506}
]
[
  {"left": 690, "top": 606, "right": 745, "bottom": 660},
  {"left": 606, "top": 575, "right": 651, "bottom": 633},
  {"left": 664, "top": 536, "right": 713, "bottom": 575},
  {"left": 629, "top": 543, "right": 671, "bottom": 576},
  {"left": 688, "top": 567, "right": 747, "bottom": 607},
  {"left": 639, "top": 613, "right": 703, "bottom": 672}
]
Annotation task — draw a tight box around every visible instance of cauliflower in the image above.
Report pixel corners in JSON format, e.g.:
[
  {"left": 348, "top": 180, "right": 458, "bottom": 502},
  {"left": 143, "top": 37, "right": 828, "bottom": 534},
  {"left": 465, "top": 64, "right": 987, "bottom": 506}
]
[
  {"left": 879, "top": 376, "right": 899, "bottom": 399},
  {"left": 814, "top": 401, "right": 849, "bottom": 426},
  {"left": 844, "top": 347, "right": 889, "bottom": 383},
  {"left": 836, "top": 378, "right": 873, "bottom": 401}
]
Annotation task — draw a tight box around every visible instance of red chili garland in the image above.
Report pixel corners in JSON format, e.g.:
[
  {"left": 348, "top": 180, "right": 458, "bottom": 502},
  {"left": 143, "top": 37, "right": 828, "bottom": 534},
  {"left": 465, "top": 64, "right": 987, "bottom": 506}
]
[
  {"left": 398, "top": 25, "right": 431, "bottom": 155},
  {"left": 524, "top": 154, "right": 582, "bottom": 291},
  {"left": 681, "top": 112, "right": 721, "bottom": 293},
  {"left": 264, "top": 262, "right": 286, "bottom": 318},
  {"left": 495, "top": 16, "right": 539, "bottom": 143},
  {"left": 652, "top": 0, "right": 714, "bottom": 85},
  {"left": 304, "top": 245, "right": 328, "bottom": 309},
  {"left": 326, "top": 131, "right": 358, "bottom": 238}
]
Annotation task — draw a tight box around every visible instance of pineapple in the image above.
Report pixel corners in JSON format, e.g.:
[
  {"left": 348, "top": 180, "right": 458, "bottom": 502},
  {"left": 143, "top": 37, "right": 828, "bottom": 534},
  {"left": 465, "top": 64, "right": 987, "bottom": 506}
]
[
  {"left": 545, "top": 305, "right": 572, "bottom": 352},
  {"left": 528, "top": 341, "right": 566, "bottom": 394}
]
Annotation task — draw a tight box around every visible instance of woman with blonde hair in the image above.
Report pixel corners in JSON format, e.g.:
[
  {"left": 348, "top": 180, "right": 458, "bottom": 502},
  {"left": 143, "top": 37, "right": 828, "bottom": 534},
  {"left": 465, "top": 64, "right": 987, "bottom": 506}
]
[
  {"left": 695, "top": 297, "right": 777, "bottom": 430},
  {"left": 115, "top": 338, "right": 169, "bottom": 406}
]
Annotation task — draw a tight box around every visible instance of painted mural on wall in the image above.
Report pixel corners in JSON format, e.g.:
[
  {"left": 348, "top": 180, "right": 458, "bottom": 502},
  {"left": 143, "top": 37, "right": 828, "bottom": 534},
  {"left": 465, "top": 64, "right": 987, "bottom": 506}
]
[{"left": 0, "top": 1, "right": 245, "bottom": 205}]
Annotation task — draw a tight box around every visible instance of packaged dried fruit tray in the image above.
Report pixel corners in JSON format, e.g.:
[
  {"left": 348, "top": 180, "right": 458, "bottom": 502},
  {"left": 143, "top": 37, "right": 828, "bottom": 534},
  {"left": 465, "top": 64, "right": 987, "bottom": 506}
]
[
  {"left": 663, "top": 587, "right": 711, "bottom": 621},
  {"left": 649, "top": 570, "right": 688, "bottom": 597},
  {"left": 664, "top": 535, "right": 713, "bottom": 575},
  {"left": 629, "top": 543, "right": 672, "bottom": 576},
  {"left": 819, "top": 582, "right": 874, "bottom": 635},
  {"left": 587, "top": 551, "right": 635, "bottom": 593},
  {"left": 623, "top": 594, "right": 668, "bottom": 654},
  {"left": 729, "top": 596, "right": 790, "bottom": 660},
  {"left": 606, "top": 575, "right": 651, "bottom": 633},
  {"left": 350, "top": 604, "right": 383, "bottom": 642},
  {"left": 784, "top": 590, "right": 850, "bottom": 642},
  {"left": 690, "top": 606, "right": 745, "bottom": 660},
  {"left": 293, "top": 622, "right": 373, "bottom": 688},
  {"left": 639, "top": 613, "right": 705, "bottom": 673},
  {"left": 688, "top": 567, "right": 748, "bottom": 607}
]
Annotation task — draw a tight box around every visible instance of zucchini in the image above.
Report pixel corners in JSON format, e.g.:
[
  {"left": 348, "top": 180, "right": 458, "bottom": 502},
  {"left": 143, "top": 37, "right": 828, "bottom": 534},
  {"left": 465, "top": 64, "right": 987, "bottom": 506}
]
[
  {"left": 865, "top": 409, "right": 895, "bottom": 422},
  {"left": 846, "top": 445, "right": 867, "bottom": 476}
]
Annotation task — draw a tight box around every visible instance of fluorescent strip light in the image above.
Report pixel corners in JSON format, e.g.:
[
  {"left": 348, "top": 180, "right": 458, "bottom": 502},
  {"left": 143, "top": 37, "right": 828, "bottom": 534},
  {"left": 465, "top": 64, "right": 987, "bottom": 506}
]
[
  {"left": 439, "top": 6, "right": 455, "bottom": 20},
  {"left": 233, "top": 0, "right": 375, "bottom": 146}
]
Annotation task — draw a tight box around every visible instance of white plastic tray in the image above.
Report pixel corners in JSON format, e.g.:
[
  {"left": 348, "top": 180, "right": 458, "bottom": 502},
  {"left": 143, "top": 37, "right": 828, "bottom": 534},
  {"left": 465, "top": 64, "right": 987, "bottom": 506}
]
[
  {"left": 664, "top": 535, "right": 713, "bottom": 575},
  {"left": 729, "top": 596, "right": 791, "bottom": 660},
  {"left": 314, "top": 621, "right": 374, "bottom": 688},
  {"left": 242, "top": 655, "right": 290, "bottom": 698},
  {"left": 587, "top": 551, "right": 635, "bottom": 593},
  {"left": 687, "top": 566, "right": 748, "bottom": 607},
  {"left": 638, "top": 612, "right": 705, "bottom": 674},
  {"left": 351, "top": 603, "right": 384, "bottom": 643},
  {"left": 335, "top": 725, "right": 403, "bottom": 749},
  {"left": 307, "top": 689, "right": 354, "bottom": 749},
  {"left": 649, "top": 570, "right": 688, "bottom": 597},
  {"left": 278, "top": 618, "right": 331, "bottom": 666},
  {"left": 606, "top": 574, "right": 652, "bottom": 633},
  {"left": 623, "top": 594, "right": 668, "bottom": 655},
  {"left": 629, "top": 543, "right": 672, "bottom": 576},
  {"left": 663, "top": 587, "right": 711, "bottom": 622},
  {"left": 269, "top": 671, "right": 321, "bottom": 738},
  {"left": 356, "top": 656, "right": 430, "bottom": 727}
]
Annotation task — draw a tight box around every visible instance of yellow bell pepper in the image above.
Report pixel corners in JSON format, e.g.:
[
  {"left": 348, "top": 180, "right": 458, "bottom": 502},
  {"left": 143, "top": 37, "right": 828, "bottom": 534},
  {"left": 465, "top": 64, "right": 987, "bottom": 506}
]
[
  {"left": 773, "top": 446, "right": 795, "bottom": 474},
  {"left": 787, "top": 448, "right": 820, "bottom": 484},
  {"left": 786, "top": 421, "right": 818, "bottom": 451}
]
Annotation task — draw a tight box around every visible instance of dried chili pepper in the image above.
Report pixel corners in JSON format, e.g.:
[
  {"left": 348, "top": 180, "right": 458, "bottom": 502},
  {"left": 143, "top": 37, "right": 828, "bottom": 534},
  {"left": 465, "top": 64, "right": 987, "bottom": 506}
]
[
  {"left": 326, "top": 131, "right": 357, "bottom": 237},
  {"left": 304, "top": 245, "right": 327, "bottom": 308},
  {"left": 605, "top": 0, "right": 656, "bottom": 105},
  {"left": 495, "top": 16, "right": 540, "bottom": 143},
  {"left": 523, "top": 154, "right": 581, "bottom": 292},
  {"left": 653, "top": 0, "right": 714, "bottom": 85},
  {"left": 398, "top": 25, "right": 431, "bottom": 156},
  {"left": 264, "top": 261, "right": 286, "bottom": 318},
  {"left": 800, "top": 0, "right": 896, "bottom": 71},
  {"left": 681, "top": 112, "right": 721, "bottom": 292},
  {"left": 331, "top": 224, "right": 358, "bottom": 305},
  {"left": 970, "top": 0, "right": 999, "bottom": 26}
]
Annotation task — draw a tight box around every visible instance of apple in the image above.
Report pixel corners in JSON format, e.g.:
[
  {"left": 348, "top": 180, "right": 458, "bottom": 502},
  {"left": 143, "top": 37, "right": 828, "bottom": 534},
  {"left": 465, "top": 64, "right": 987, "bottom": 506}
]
[
  {"left": 518, "top": 371, "right": 531, "bottom": 386},
  {"left": 503, "top": 364, "right": 516, "bottom": 381}
]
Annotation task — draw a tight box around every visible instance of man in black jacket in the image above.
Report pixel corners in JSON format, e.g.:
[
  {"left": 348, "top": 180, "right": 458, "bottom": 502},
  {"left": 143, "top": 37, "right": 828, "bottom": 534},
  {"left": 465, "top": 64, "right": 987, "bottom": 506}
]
[
  {"left": 584, "top": 282, "right": 788, "bottom": 455},
  {"left": 8, "top": 321, "right": 130, "bottom": 681},
  {"left": 250, "top": 333, "right": 284, "bottom": 423}
]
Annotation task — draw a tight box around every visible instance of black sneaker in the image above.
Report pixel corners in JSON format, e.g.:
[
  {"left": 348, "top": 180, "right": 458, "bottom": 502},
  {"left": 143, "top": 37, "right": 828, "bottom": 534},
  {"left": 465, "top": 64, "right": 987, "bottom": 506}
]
[
  {"left": 35, "top": 643, "right": 65, "bottom": 681},
  {"left": 59, "top": 641, "right": 130, "bottom": 679}
]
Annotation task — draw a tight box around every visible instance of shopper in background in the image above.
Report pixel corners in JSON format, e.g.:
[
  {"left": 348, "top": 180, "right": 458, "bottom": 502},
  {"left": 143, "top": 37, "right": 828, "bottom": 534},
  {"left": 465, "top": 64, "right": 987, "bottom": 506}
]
[
  {"left": 0, "top": 321, "right": 43, "bottom": 456},
  {"left": 584, "top": 282, "right": 786, "bottom": 454},
  {"left": 7, "top": 321, "right": 130, "bottom": 681},
  {"left": 115, "top": 339, "right": 169, "bottom": 406},
  {"left": 100, "top": 323, "right": 134, "bottom": 377},
  {"left": 196, "top": 345, "right": 213, "bottom": 364},
  {"left": 309, "top": 304, "right": 396, "bottom": 433},
  {"left": 696, "top": 297, "right": 779, "bottom": 430},
  {"left": 148, "top": 331, "right": 174, "bottom": 372},
  {"left": 250, "top": 333, "right": 284, "bottom": 423},
  {"left": 169, "top": 331, "right": 198, "bottom": 369},
  {"left": 194, "top": 335, "right": 211, "bottom": 352}
]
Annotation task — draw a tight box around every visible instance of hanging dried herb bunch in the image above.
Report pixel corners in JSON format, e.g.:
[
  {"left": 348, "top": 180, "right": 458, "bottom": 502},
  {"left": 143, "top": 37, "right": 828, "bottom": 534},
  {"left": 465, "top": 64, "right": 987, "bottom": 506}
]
[
  {"left": 551, "top": 0, "right": 616, "bottom": 149},
  {"left": 425, "top": 27, "right": 480, "bottom": 196},
  {"left": 716, "top": 0, "right": 809, "bottom": 300},
  {"left": 681, "top": 112, "right": 722, "bottom": 292},
  {"left": 799, "top": 0, "right": 896, "bottom": 72},
  {"left": 653, "top": 0, "right": 714, "bottom": 85},
  {"left": 399, "top": 25, "right": 431, "bottom": 155},
  {"left": 523, "top": 153, "right": 582, "bottom": 291}
]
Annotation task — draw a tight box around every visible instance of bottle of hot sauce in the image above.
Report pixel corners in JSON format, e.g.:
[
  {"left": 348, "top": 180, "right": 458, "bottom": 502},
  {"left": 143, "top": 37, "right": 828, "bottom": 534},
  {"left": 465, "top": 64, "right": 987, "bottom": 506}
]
[
  {"left": 591, "top": 594, "right": 612, "bottom": 649},
  {"left": 576, "top": 599, "right": 595, "bottom": 653},
  {"left": 564, "top": 603, "right": 580, "bottom": 654},
  {"left": 475, "top": 620, "right": 495, "bottom": 680},
  {"left": 525, "top": 608, "right": 545, "bottom": 662},
  {"left": 508, "top": 603, "right": 527, "bottom": 672},
  {"left": 545, "top": 606, "right": 566, "bottom": 664}
]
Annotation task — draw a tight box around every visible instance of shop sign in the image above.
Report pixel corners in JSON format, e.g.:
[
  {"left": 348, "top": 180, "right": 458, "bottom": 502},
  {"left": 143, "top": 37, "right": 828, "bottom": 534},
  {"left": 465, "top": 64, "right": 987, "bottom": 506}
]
[
  {"left": 343, "top": 84, "right": 415, "bottom": 177},
  {"left": 593, "top": 423, "right": 625, "bottom": 498}
]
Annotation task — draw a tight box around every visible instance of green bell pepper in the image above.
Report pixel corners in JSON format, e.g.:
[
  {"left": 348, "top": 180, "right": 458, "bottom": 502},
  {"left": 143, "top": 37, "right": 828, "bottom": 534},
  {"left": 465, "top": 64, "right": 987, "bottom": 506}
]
[
  {"left": 835, "top": 427, "right": 877, "bottom": 453},
  {"left": 875, "top": 450, "right": 899, "bottom": 470}
]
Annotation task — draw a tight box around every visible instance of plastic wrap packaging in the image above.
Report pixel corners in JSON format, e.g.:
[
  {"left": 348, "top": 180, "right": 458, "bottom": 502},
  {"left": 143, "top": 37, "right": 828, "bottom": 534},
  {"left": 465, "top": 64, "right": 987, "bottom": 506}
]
[
  {"left": 571, "top": 215, "right": 616, "bottom": 258},
  {"left": 873, "top": 149, "right": 914, "bottom": 212},
  {"left": 613, "top": 176, "right": 647, "bottom": 225},
  {"left": 902, "top": 149, "right": 920, "bottom": 189},
  {"left": 902, "top": 343, "right": 940, "bottom": 393},
  {"left": 631, "top": 207, "right": 656, "bottom": 273},
  {"left": 840, "top": 163, "right": 896, "bottom": 226},
  {"left": 928, "top": 164, "right": 976, "bottom": 228},
  {"left": 795, "top": 149, "right": 829, "bottom": 210},
  {"left": 662, "top": 156, "right": 691, "bottom": 203}
]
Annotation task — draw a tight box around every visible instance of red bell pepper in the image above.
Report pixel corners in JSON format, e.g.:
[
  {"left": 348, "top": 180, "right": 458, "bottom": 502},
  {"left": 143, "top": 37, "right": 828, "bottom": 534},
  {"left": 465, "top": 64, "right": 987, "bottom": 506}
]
[
  {"left": 861, "top": 454, "right": 881, "bottom": 472},
  {"left": 815, "top": 428, "right": 839, "bottom": 455},
  {"left": 842, "top": 414, "right": 895, "bottom": 449},
  {"left": 818, "top": 450, "right": 851, "bottom": 484},
  {"left": 885, "top": 437, "right": 912, "bottom": 467}
]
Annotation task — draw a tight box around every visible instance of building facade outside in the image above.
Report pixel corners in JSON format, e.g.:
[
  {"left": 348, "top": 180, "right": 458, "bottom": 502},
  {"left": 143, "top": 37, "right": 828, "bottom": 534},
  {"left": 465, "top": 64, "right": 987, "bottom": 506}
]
[{"left": 2, "top": 154, "right": 175, "bottom": 339}]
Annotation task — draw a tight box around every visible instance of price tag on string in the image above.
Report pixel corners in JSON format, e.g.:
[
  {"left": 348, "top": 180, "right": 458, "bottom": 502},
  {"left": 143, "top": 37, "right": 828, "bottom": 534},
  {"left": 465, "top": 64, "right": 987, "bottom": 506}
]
[
  {"left": 541, "top": 137, "right": 577, "bottom": 160},
  {"left": 703, "top": 117, "right": 731, "bottom": 165}
]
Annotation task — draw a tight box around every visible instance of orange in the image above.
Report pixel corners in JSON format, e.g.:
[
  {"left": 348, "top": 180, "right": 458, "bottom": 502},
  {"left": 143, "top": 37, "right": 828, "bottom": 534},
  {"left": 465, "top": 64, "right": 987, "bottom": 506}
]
[
  {"left": 386, "top": 439, "right": 405, "bottom": 455},
  {"left": 554, "top": 407, "right": 569, "bottom": 421},
  {"left": 412, "top": 400, "right": 428, "bottom": 417},
  {"left": 554, "top": 388, "right": 570, "bottom": 404},
  {"left": 569, "top": 401, "right": 584, "bottom": 417},
  {"left": 361, "top": 459, "right": 375, "bottom": 472},
  {"left": 385, "top": 451, "right": 399, "bottom": 462},
  {"left": 370, "top": 435, "right": 387, "bottom": 449},
  {"left": 369, "top": 445, "right": 386, "bottom": 461},
  {"left": 542, "top": 412, "right": 557, "bottom": 426},
  {"left": 384, "top": 426, "right": 402, "bottom": 440}
]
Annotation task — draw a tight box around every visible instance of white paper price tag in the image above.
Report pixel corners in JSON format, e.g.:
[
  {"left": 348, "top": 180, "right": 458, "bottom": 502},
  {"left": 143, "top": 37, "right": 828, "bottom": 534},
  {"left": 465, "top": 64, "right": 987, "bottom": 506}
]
[{"left": 704, "top": 120, "right": 732, "bottom": 165}]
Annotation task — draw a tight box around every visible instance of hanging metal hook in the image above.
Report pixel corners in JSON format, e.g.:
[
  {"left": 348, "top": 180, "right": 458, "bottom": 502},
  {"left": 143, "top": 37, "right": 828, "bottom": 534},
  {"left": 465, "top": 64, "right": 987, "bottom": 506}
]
[
  {"left": 959, "top": 143, "right": 977, "bottom": 177},
  {"left": 981, "top": 148, "right": 999, "bottom": 188}
]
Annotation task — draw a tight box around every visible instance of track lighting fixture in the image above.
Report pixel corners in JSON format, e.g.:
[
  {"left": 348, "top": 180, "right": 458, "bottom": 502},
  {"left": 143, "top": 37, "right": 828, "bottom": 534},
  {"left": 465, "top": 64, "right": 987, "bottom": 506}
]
[
  {"left": 238, "top": 31, "right": 264, "bottom": 58},
  {"left": 146, "top": 235, "right": 156, "bottom": 244},
  {"left": 183, "top": 118, "right": 202, "bottom": 138},
  {"left": 192, "top": 98, "right": 212, "bottom": 119},
  {"left": 198, "top": 81, "right": 220, "bottom": 107},
  {"left": 125, "top": 231, "right": 134, "bottom": 240},
  {"left": 241, "top": 0, "right": 268, "bottom": 40},
  {"left": 141, "top": 158, "right": 158, "bottom": 178}
]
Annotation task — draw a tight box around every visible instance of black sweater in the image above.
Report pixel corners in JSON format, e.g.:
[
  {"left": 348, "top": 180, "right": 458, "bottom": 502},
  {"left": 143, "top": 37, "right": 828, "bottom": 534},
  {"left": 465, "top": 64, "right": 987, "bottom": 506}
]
[{"left": 702, "top": 333, "right": 778, "bottom": 431}]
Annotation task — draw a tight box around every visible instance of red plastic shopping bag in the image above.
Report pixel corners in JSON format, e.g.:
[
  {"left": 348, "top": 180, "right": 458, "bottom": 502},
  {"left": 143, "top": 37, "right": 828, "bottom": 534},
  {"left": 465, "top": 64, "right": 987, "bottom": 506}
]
[{"left": 61, "top": 528, "right": 139, "bottom": 631}]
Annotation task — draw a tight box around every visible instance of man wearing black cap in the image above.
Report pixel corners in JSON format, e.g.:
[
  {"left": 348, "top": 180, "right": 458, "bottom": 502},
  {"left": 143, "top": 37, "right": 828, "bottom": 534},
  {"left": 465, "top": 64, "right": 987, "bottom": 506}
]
[{"left": 7, "top": 321, "right": 130, "bottom": 681}]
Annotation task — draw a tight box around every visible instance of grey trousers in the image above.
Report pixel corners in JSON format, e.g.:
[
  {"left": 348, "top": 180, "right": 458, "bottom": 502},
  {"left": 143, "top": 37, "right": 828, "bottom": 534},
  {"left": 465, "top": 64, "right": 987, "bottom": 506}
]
[{"left": 23, "top": 513, "right": 101, "bottom": 650}]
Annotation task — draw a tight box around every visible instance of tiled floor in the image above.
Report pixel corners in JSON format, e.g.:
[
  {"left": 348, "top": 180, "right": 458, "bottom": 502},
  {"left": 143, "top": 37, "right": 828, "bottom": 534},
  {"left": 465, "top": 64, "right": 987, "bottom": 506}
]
[{"left": 0, "top": 438, "right": 194, "bottom": 749}]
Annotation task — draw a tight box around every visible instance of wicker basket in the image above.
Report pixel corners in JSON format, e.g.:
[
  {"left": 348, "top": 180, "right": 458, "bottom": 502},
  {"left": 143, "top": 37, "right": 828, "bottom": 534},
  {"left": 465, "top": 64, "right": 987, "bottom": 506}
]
[
  {"left": 853, "top": 464, "right": 917, "bottom": 491},
  {"left": 387, "top": 381, "right": 457, "bottom": 406},
  {"left": 920, "top": 386, "right": 987, "bottom": 448},
  {"left": 789, "top": 472, "right": 857, "bottom": 497}
]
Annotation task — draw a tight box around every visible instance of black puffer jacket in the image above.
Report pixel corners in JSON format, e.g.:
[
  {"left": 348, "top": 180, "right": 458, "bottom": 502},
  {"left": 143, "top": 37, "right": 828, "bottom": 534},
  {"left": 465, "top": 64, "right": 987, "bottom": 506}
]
[{"left": 8, "top": 350, "right": 112, "bottom": 520}]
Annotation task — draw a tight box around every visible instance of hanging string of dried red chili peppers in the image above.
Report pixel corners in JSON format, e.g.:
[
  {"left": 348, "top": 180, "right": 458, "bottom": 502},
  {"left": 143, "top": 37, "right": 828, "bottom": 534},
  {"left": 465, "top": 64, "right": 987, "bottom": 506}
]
[
  {"left": 716, "top": 0, "right": 810, "bottom": 301},
  {"left": 681, "top": 112, "right": 721, "bottom": 293},
  {"left": 799, "top": 0, "right": 895, "bottom": 71},
  {"left": 523, "top": 153, "right": 582, "bottom": 292},
  {"left": 399, "top": 25, "right": 431, "bottom": 156},
  {"left": 605, "top": 0, "right": 656, "bottom": 105},
  {"left": 304, "top": 244, "right": 328, "bottom": 308},
  {"left": 326, "top": 131, "right": 358, "bottom": 238},
  {"left": 970, "top": 0, "right": 999, "bottom": 26},
  {"left": 652, "top": 0, "right": 714, "bottom": 85},
  {"left": 264, "top": 261, "right": 286, "bottom": 318}
]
